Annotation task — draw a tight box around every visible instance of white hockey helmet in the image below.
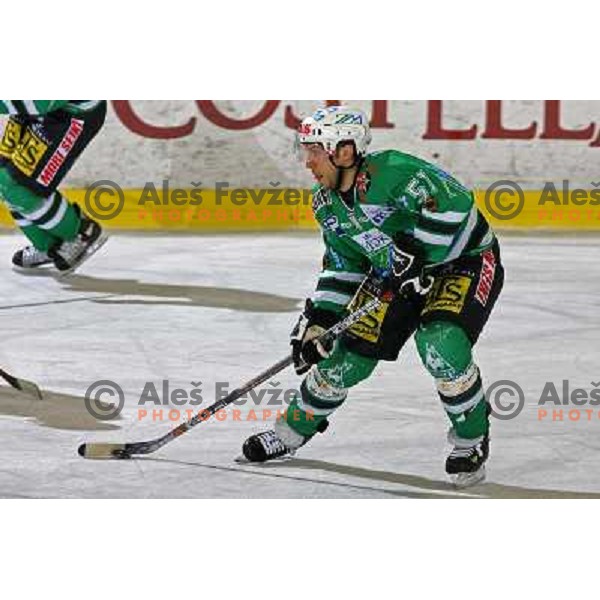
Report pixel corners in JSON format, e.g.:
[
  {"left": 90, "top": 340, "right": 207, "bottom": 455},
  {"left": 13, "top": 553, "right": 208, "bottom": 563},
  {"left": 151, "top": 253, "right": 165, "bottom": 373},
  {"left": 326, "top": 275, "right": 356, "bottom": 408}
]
[{"left": 296, "top": 105, "right": 372, "bottom": 157}]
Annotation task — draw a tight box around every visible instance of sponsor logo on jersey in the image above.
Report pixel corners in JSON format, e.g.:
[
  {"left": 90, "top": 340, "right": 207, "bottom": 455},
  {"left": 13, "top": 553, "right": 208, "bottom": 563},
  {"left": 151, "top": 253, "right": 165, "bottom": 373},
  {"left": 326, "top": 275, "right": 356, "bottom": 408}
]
[
  {"left": 422, "top": 275, "right": 472, "bottom": 315},
  {"left": 36, "top": 118, "right": 84, "bottom": 187},
  {"left": 0, "top": 119, "right": 25, "bottom": 159},
  {"left": 352, "top": 229, "right": 392, "bottom": 254},
  {"left": 347, "top": 285, "right": 390, "bottom": 344},
  {"left": 324, "top": 247, "right": 345, "bottom": 270},
  {"left": 11, "top": 130, "right": 49, "bottom": 177},
  {"left": 30, "top": 122, "right": 51, "bottom": 144},
  {"left": 360, "top": 204, "right": 396, "bottom": 227},
  {"left": 474, "top": 249, "right": 496, "bottom": 306},
  {"left": 322, "top": 215, "right": 345, "bottom": 235}
]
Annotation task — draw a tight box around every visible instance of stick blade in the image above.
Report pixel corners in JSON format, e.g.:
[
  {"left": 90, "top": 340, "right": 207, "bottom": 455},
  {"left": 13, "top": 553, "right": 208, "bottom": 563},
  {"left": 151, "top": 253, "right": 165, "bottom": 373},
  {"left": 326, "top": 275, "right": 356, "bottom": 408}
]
[
  {"left": 0, "top": 369, "right": 43, "bottom": 400},
  {"left": 15, "top": 378, "right": 43, "bottom": 400},
  {"left": 78, "top": 443, "right": 130, "bottom": 459}
]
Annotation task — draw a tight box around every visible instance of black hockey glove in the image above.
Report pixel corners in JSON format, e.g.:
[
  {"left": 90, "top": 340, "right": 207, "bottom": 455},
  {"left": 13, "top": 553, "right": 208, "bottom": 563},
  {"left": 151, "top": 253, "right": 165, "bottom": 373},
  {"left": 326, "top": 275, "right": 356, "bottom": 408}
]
[{"left": 290, "top": 299, "right": 340, "bottom": 375}]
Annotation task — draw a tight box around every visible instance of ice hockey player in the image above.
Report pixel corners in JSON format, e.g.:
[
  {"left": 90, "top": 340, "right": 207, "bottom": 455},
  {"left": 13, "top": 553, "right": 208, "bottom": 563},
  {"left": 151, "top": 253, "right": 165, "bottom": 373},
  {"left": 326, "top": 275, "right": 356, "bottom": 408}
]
[
  {"left": 0, "top": 100, "right": 108, "bottom": 274},
  {"left": 242, "top": 105, "right": 504, "bottom": 487}
]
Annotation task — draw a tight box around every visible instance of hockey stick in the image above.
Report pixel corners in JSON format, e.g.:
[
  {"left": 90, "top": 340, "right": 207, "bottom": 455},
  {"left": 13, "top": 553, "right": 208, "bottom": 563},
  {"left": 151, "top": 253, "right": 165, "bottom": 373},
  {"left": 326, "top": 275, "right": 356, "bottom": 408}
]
[
  {"left": 0, "top": 368, "right": 43, "bottom": 400},
  {"left": 78, "top": 295, "right": 382, "bottom": 460}
]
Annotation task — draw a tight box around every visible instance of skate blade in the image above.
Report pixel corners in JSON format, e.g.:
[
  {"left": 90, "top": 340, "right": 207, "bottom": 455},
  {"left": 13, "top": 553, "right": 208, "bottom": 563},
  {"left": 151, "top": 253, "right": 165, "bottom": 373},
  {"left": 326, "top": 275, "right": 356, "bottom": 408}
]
[
  {"left": 450, "top": 466, "right": 486, "bottom": 489},
  {"left": 56, "top": 235, "right": 109, "bottom": 278},
  {"left": 12, "top": 263, "right": 55, "bottom": 276},
  {"left": 234, "top": 453, "right": 295, "bottom": 465}
]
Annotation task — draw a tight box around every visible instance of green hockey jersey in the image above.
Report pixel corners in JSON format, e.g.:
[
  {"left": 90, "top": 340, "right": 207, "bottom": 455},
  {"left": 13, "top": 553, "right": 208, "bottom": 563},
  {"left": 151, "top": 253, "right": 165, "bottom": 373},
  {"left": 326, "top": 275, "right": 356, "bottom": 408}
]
[
  {"left": 0, "top": 100, "right": 103, "bottom": 116},
  {"left": 312, "top": 149, "right": 495, "bottom": 314}
]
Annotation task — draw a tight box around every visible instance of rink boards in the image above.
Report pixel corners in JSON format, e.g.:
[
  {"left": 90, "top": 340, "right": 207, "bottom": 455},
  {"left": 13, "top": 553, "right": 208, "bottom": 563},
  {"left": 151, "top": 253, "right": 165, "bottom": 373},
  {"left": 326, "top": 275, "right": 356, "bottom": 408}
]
[{"left": 0, "top": 187, "right": 599, "bottom": 231}]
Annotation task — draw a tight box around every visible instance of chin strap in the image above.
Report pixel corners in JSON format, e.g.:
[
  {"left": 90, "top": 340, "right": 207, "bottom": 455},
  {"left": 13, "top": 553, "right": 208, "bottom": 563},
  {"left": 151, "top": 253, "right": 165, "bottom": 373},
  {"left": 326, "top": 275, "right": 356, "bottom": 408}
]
[{"left": 330, "top": 154, "right": 364, "bottom": 192}]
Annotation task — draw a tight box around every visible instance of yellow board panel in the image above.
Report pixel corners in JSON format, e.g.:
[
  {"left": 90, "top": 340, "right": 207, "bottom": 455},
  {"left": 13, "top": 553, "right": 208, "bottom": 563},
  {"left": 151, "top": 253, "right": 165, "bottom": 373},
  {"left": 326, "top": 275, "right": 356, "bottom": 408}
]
[
  {"left": 0, "top": 188, "right": 598, "bottom": 231},
  {"left": 474, "top": 188, "right": 600, "bottom": 230}
]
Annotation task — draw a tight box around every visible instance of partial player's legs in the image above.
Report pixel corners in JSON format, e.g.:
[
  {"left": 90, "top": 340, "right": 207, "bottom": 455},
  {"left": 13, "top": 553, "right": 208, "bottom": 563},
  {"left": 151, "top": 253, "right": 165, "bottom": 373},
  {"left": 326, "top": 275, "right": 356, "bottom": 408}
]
[
  {"left": 0, "top": 116, "right": 53, "bottom": 269},
  {"left": 415, "top": 321, "right": 490, "bottom": 486},
  {"left": 0, "top": 104, "right": 107, "bottom": 273},
  {"left": 242, "top": 340, "right": 378, "bottom": 462},
  {"left": 0, "top": 169, "right": 105, "bottom": 273},
  {"left": 0, "top": 169, "right": 80, "bottom": 265},
  {"left": 417, "top": 242, "right": 504, "bottom": 486}
]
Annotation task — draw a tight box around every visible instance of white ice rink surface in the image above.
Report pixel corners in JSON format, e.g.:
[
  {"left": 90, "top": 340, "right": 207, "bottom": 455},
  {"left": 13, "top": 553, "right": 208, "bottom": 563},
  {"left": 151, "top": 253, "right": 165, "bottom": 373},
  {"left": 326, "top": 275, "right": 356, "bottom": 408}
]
[{"left": 1, "top": 231, "right": 599, "bottom": 499}]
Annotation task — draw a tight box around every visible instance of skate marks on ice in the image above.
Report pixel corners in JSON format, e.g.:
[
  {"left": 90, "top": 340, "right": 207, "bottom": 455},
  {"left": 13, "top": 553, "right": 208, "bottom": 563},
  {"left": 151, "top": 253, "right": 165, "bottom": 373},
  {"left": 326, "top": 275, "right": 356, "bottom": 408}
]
[
  {"left": 144, "top": 456, "right": 600, "bottom": 499},
  {"left": 57, "top": 275, "right": 300, "bottom": 313},
  {"left": 277, "top": 459, "right": 600, "bottom": 499},
  {"left": 139, "top": 457, "right": 472, "bottom": 499},
  {"left": 0, "top": 386, "right": 122, "bottom": 431},
  {"left": 0, "top": 293, "right": 118, "bottom": 312}
]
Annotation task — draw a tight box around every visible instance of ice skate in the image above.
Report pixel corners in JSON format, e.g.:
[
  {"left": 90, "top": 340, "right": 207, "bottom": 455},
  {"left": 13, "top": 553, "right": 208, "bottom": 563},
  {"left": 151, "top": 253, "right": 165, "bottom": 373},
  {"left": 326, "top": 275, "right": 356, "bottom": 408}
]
[
  {"left": 48, "top": 212, "right": 108, "bottom": 276},
  {"left": 238, "top": 419, "right": 326, "bottom": 464},
  {"left": 446, "top": 431, "right": 489, "bottom": 488},
  {"left": 12, "top": 246, "right": 54, "bottom": 273}
]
